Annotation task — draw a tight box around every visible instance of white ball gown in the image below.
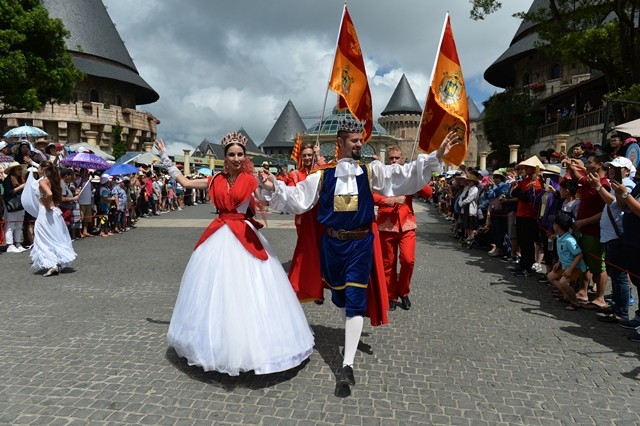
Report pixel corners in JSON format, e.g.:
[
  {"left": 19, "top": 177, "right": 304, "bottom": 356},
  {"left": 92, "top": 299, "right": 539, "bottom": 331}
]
[
  {"left": 27, "top": 177, "right": 77, "bottom": 270},
  {"left": 167, "top": 174, "right": 314, "bottom": 376}
]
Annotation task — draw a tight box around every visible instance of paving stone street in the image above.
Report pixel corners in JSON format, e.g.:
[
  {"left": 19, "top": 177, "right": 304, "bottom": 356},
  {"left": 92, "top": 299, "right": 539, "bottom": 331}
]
[{"left": 2, "top": 202, "right": 640, "bottom": 425}]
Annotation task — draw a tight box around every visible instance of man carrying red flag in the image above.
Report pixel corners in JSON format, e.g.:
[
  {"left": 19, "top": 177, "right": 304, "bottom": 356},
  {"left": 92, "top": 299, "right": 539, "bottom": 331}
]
[
  {"left": 418, "top": 13, "right": 469, "bottom": 166},
  {"left": 328, "top": 4, "right": 373, "bottom": 142}
]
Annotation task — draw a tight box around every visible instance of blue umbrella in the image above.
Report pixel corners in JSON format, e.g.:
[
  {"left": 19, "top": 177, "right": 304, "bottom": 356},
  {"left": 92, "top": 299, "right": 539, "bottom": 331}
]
[
  {"left": 197, "top": 167, "right": 213, "bottom": 176},
  {"left": 104, "top": 163, "right": 139, "bottom": 176},
  {"left": 4, "top": 125, "right": 48, "bottom": 139}
]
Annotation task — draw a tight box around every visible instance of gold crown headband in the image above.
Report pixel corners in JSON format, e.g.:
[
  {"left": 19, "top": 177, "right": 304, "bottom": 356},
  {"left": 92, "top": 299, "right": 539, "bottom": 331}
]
[{"left": 221, "top": 132, "right": 248, "bottom": 149}]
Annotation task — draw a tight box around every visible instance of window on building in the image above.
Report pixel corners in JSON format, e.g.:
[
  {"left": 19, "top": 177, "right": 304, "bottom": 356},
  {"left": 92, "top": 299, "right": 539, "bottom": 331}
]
[
  {"left": 114, "top": 95, "right": 122, "bottom": 106},
  {"left": 89, "top": 89, "right": 99, "bottom": 102},
  {"left": 522, "top": 72, "right": 531, "bottom": 86},
  {"left": 549, "top": 64, "right": 561, "bottom": 80}
]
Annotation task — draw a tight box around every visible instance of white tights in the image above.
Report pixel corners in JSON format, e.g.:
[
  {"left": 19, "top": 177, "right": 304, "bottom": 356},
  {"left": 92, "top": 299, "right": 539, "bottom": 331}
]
[{"left": 338, "top": 307, "right": 363, "bottom": 367}]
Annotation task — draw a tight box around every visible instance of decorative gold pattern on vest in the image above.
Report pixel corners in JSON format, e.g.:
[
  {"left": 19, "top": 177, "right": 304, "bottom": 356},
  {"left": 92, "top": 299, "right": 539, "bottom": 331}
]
[{"left": 334, "top": 194, "right": 359, "bottom": 212}]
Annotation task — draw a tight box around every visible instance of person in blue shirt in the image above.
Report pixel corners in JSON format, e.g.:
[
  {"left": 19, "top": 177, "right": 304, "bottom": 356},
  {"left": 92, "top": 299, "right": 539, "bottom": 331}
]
[{"left": 547, "top": 213, "right": 587, "bottom": 311}]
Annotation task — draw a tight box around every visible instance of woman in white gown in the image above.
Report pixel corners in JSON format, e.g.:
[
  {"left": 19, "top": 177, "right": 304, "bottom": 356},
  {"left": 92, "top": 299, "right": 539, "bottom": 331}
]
[
  {"left": 30, "top": 161, "right": 77, "bottom": 276},
  {"left": 157, "top": 134, "right": 314, "bottom": 376}
]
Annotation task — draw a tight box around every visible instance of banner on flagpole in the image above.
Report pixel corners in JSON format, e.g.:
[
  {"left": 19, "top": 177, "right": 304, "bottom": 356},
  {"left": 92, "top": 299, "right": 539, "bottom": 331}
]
[
  {"left": 328, "top": 5, "right": 373, "bottom": 141},
  {"left": 418, "top": 14, "right": 469, "bottom": 166},
  {"left": 291, "top": 133, "right": 302, "bottom": 166}
]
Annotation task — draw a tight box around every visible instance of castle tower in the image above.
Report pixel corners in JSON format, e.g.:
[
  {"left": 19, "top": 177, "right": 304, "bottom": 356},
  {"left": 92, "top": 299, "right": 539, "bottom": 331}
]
[
  {"left": 377, "top": 74, "right": 422, "bottom": 159},
  {"left": 2, "top": 0, "right": 159, "bottom": 153},
  {"left": 260, "top": 100, "right": 307, "bottom": 157}
]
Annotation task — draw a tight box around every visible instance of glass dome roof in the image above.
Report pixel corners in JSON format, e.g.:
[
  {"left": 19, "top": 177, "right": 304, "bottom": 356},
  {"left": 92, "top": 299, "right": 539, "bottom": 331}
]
[{"left": 306, "top": 107, "right": 386, "bottom": 136}]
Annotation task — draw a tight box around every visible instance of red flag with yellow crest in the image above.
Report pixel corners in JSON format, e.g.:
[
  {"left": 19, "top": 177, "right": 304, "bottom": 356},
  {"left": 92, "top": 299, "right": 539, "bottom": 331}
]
[
  {"left": 418, "top": 13, "right": 468, "bottom": 165},
  {"left": 328, "top": 5, "right": 373, "bottom": 142},
  {"left": 290, "top": 133, "right": 302, "bottom": 166}
]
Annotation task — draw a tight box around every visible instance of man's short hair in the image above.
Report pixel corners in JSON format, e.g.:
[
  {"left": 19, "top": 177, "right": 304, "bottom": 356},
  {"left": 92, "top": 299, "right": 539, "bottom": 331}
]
[{"left": 588, "top": 150, "right": 611, "bottom": 165}]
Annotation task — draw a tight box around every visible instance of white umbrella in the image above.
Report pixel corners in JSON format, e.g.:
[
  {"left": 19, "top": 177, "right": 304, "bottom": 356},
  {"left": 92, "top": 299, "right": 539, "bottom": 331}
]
[
  {"left": 613, "top": 118, "right": 640, "bottom": 137},
  {"left": 124, "top": 151, "right": 160, "bottom": 165},
  {"left": 4, "top": 125, "right": 48, "bottom": 139},
  {"left": 67, "top": 143, "right": 115, "bottom": 161}
]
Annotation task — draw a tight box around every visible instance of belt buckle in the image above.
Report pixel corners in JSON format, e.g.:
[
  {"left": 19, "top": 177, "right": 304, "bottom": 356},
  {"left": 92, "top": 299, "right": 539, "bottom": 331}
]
[{"left": 336, "top": 229, "right": 346, "bottom": 240}]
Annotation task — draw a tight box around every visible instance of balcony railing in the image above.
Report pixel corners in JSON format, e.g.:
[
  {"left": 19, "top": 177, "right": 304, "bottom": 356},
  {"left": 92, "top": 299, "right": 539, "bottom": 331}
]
[{"left": 538, "top": 109, "right": 605, "bottom": 138}]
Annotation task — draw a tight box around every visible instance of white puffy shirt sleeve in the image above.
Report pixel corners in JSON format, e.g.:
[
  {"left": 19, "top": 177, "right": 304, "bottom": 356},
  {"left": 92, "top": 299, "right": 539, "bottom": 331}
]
[
  {"left": 266, "top": 172, "right": 322, "bottom": 215},
  {"left": 369, "top": 152, "right": 442, "bottom": 196}
]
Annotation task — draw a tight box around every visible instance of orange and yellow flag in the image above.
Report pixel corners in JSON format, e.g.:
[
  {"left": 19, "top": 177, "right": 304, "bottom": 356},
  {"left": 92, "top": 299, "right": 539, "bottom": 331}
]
[
  {"left": 291, "top": 133, "right": 302, "bottom": 166},
  {"left": 328, "top": 5, "right": 373, "bottom": 141},
  {"left": 418, "top": 13, "right": 469, "bottom": 165}
]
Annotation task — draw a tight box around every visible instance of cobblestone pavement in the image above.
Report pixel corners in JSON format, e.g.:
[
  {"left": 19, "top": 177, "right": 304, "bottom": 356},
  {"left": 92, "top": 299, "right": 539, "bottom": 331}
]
[{"left": 1, "top": 202, "right": 640, "bottom": 425}]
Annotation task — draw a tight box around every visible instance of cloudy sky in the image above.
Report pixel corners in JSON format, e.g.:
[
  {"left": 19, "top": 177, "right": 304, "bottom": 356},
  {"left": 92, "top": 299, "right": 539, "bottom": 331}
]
[{"left": 101, "top": 0, "right": 525, "bottom": 154}]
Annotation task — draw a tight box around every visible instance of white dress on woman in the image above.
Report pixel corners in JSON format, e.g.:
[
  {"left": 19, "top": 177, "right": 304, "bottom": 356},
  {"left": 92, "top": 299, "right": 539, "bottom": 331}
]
[
  {"left": 167, "top": 177, "right": 314, "bottom": 376},
  {"left": 29, "top": 179, "right": 77, "bottom": 270}
]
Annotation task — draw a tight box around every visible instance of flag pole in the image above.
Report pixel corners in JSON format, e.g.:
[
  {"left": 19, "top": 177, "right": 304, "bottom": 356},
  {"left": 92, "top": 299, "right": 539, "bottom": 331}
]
[
  {"left": 410, "top": 12, "right": 449, "bottom": 162},
  {"left": 314, "top": 2, "right": 347, "bottom": 155}
]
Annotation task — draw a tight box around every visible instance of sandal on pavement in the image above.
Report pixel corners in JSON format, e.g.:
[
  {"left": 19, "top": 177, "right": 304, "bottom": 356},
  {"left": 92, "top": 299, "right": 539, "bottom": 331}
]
[
  {"left": 583, "top": 302, "right": 610, "bottom": 311},
  {"left": 597, "top": 314, "right": 622, "bottom": 323}
]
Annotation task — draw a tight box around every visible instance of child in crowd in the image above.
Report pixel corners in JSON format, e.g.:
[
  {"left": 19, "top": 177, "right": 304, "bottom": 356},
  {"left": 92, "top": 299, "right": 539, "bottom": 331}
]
[
  {"left": 547, "top": 213, "right": 587, "bottom": 310},
  {"left": 559, "top": 179, "right": 580, "bottom": 219}
]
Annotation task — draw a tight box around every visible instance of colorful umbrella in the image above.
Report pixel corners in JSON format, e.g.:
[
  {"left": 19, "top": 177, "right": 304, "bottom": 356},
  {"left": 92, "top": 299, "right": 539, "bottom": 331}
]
[
  {"left": 104, "top": 163, "right": 139, "bottom": 176},
  {"left": 4, "top": 125, "right": 48, "bottom": 139},
  {"left": 197, "top": 167, "right": 213, "bottom": 176},
  {"left": 59, "top": 152, "right": 111, "bottom": 170}
]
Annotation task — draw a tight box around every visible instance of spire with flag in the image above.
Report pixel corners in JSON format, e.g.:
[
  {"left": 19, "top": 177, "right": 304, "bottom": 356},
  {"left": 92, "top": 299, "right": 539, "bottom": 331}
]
[
  {"left": 290, "top": 133, "right": 302, "bottom": 167},
  {"left": 328, "top": 4, "right": 373, "bottom": 142},
  {"left": 418, "top": 13, "right": 469, "bottom": 165}
]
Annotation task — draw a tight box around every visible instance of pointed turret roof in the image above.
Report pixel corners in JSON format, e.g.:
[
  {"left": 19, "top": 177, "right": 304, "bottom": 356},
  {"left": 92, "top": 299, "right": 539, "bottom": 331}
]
[
  {"left": 42, "top": 0, "right": 159, "bottom": 104},
  {"left": 468, "top": 97, "right": 482, "bottom": 121},
  {"left": 260, "top": 100, "right": 307, "bottom": 149},
  {"left": 484, "top": 0, "right": 548, "bottom": 88},
  {"left": 237, "top": 128, "right": 262, "bottom": 153},
  {"left": 381, "top": 74, "right": 422, "bottom": 116}
]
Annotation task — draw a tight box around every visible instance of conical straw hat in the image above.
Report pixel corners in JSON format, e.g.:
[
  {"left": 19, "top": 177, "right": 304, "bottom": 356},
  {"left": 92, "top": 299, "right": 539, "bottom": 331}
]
[{"left": 518, "top": 155, "right": 544, "bottom": 168}]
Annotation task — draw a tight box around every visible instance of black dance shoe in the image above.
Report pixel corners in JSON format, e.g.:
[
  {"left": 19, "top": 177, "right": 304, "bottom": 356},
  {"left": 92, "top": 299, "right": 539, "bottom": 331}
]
[
  {"left": 339, "top": 365, "right": 356, "bottom": 386},
  {"left": 388, "top": 300, "right": 396, "bottom": 311},
  {"left": 400, "top": 296, "right": 412, "bottom": 310}
]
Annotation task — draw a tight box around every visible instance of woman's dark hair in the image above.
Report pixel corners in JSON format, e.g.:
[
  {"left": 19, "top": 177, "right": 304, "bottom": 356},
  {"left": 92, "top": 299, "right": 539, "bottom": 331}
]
[
  {"left": 554, "top": 212, "right": 574, "bottom": 232},
  {"left": 560, "top": 179, "right": 578, "bottom": 196},
  {"left": 39, "top": 160, "right": 62, "bottom": 204},
  {"left": 223, "top": 142, "right": 246, "bottom": 155}
]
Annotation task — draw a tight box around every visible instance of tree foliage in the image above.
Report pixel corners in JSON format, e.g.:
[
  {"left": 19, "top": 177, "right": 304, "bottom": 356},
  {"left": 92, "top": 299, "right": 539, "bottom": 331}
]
[
  {"left": 0, "top": 0, "right": 84, "bottom": 115},
  {"left": 111, "top": 121, "right": 126, "bottom": 160},
  {"left": 482, "top": 88, "right": 544, "bottom": 164}
]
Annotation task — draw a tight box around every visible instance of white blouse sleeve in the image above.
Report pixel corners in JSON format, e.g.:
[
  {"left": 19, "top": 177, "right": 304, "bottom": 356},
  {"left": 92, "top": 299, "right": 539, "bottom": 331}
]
[
  {"left": 266, "top": 172, "right": 322, "bottom": 215},
  {"left": 369, "top": 152, "right": 442, "bottom": 196}
]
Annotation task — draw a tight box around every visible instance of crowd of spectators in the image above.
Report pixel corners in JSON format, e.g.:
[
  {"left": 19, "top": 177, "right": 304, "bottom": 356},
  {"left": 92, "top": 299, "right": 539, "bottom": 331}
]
[
  {"left": 1, "top": 139, "right": 207, "bottom": 249},
  {"left": 429, "top": 134, "right": 640, "bottom": 341}
]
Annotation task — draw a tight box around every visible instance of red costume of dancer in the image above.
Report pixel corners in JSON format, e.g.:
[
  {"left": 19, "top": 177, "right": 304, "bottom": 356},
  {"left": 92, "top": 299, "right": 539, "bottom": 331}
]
[
  {"left": 373, "top": 193, "right": 416, "bottom": 302},
  {"left": 286, "top": 167, "right": 324, "bottom": 301},
  {"left": 194, "top": 172, "right": 266, "bottom": 259}
]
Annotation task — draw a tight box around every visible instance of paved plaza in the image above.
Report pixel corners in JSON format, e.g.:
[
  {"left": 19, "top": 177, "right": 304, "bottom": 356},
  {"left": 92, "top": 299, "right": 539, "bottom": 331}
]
[{"left": 1, "top": 202, "right": 640, "bottom": 425}]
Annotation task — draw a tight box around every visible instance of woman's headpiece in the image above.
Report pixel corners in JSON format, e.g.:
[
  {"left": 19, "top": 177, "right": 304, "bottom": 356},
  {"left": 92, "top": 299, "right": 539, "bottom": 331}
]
[{"left": 221, "top": 132, "right": 248, "bottom": 149}]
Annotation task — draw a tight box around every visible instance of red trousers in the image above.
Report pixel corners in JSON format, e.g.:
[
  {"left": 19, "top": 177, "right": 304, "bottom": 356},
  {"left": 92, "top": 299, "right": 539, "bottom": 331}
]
[{"left": 379, "top": 230, "right": 415, "bottom": 300}]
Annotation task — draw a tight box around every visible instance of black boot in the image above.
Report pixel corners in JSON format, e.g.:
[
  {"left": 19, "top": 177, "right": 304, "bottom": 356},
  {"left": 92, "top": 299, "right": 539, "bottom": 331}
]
[{"left": 388, "top": 300, "right": 396, "bottom": 311}]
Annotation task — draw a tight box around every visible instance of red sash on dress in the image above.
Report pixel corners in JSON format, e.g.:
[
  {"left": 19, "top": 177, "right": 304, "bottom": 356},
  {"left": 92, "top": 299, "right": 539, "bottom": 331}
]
[{"left": 193, "top": 173, "right": 267, "bottom": 261}]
